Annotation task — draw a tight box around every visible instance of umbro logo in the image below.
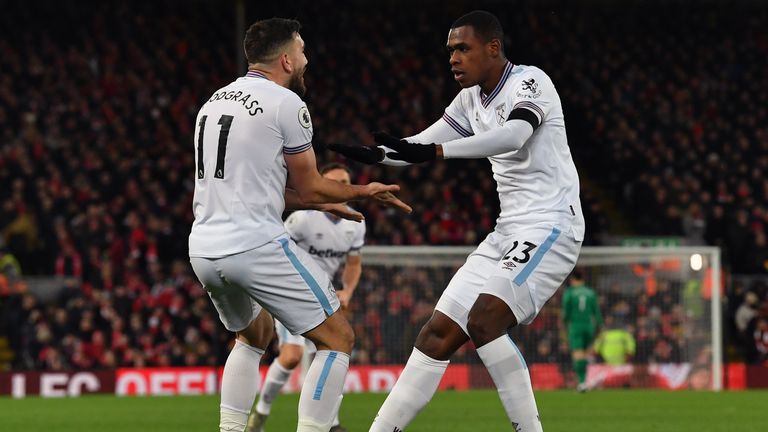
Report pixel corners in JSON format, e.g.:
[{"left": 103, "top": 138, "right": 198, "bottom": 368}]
[{"left": 502, "top": 261, "right": 517, "bottom": 270}]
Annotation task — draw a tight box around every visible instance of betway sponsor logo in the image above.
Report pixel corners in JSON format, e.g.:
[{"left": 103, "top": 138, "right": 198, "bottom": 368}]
[{"left": 307, "top": 245, "right": 347, "bottom": 258}]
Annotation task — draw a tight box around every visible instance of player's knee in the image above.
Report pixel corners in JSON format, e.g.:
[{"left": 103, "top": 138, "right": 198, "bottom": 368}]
[
  {"left": 237, "top": 319, "right": 273, "bottom": 349},
  {"left": 467, "top": 314, "right": 507, "bottom": 347},
  {"left": 414, "top": 321, "right": 449, "bottom": 359},
  {"left": 466, "top": 319, "right": 492, "bottom": 347},
  {"left": 467, "top": 295, "right": 517, "bottom": 347},
  {"left": 281, "top": 351, "right": 302, "bottom": 369},
  {"left": 338, "top": 323, "right": 355, "bottom": 352},
  {"left": 328, "top": 320, "right": 355, "bottom": 353}
]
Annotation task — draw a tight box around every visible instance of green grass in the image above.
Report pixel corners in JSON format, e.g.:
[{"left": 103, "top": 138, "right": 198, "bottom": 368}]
[{"left": 1, "top": 390, "right": 766, "bottom": 431}]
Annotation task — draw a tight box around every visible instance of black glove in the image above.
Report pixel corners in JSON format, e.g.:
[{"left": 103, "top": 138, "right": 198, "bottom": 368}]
[
  {"left": 326, "top": 143, "right": 384, "bottom": 164},
  {"left": 373, "top": 132, "right": 436, "bottom": 163}
]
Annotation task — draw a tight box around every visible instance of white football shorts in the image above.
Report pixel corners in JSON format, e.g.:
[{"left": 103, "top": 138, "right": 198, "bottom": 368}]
[
  {"left": 436, "top": 223, "right": 581, "bottom": 333},
  {"left": 190, "top": 235, "right": 339, "bottom": 334}
]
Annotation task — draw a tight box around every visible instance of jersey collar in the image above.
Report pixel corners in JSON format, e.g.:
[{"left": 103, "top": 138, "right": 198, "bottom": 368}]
[
  {"left": 479, "top": 61, "right": 514, "bottom": 109},
  {"left": 245, "top": 70, "right": 268, "bottom": 80}
]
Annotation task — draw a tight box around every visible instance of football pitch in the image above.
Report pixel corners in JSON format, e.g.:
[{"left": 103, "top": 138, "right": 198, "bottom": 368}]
[{"left": 1, "top": 389, "right": 766, "bottom": 431}]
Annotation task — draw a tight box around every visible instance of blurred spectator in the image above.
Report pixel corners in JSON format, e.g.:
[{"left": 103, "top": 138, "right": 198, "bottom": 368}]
[
  {"left": 735, "top": 292, "right": 759, "bottom": 339},
  {"left": 593, "top": 316, "right": 636, "bottom": 366},
  {"left": 751, "top": 317, "right": 768, "bottom": 364}
]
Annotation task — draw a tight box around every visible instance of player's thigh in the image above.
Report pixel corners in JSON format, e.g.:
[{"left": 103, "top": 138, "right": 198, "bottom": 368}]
[
  {"left": 435, "top": 233, "right": 504, "bottom": 336},
  {"left": 481, "top": 225, "right": 582, "bottom": 326},
  {"left": 217, "top": 237, "right": 339, "bottom": 336},
  {"left": 190, "top": 256, "right": 261, "bottom": 332},
  {"left": 568, "top": 327, "right": 592, "bottom": 350},
  {"left": 566, "top": 328, "right": 581, "bottom": 350}
]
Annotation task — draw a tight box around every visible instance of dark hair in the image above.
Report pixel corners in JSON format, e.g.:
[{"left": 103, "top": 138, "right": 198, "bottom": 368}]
[
  {"left": 571, "top": 269, "right": 585, "bottom": 281},
  {"left": 244, "top": 18, "right": 301, "bottom": 64},
  {"left": 451, "top": 10, "right": 504, "bottom": 47},
  {"left": 320, "top": 162, "right": 351, "bottom": 176}
]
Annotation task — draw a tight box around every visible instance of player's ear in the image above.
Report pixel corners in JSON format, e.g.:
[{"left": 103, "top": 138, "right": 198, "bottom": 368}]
[
  {"left": 280, "top": 53, "right": 293, "bottom": 74},
  {"left": 487, "top": 39, "right": 501, "bottom": 58}
]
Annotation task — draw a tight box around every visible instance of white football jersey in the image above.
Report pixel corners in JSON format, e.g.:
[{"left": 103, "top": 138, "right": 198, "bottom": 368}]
[
  {"left": 189, "top": 71, "right": 314, "bottom": 258},
  {"left": 443, "top": 62, "right": 585, "bottom": 240},
  {"left": 285, "top": 210, "right": 366, "bottom": 276}
]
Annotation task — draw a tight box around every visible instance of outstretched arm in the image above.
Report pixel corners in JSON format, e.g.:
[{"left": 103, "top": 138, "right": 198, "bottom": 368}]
[
  {"left": 284, "top": 188, "right": 364, "bottom": 222},
  {"left": 373, "top": 116, "right": 535, "bottom": 163},
  {"left": 285, "top": 146, "right": 411, "bottom": 213},
  {"left": 405, "top": 116, "right": 467, "bottom": 145},
  {"left": 439, "top": 118, "right": 536, "bottom": 159},
  {"left": 380, "top": 117, "right": 468, "bottom": 165},
  {"left": 328, "top": 116, "right": 465, "bottom": 166}
]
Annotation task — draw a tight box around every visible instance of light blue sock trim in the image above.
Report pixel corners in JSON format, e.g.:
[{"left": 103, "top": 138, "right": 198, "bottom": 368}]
[
  {"left": 313, "top": 351, "right": 338, "bottom": 400},
  {"left": 507, "top": 336, "right": 528, "bottom": 370}
]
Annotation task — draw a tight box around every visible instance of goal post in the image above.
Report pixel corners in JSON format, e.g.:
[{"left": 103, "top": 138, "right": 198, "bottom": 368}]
[{"left": 352, "top": 245, "right": 723, "bottom": 391}]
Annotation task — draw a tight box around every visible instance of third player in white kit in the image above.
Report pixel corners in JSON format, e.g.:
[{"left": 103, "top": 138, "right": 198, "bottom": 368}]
[
  {"left": 249, "top": 164, "right": 365, "bottom": 432},
  {"left": 330, "top": 10, "right": 583, "bottom": 431}
]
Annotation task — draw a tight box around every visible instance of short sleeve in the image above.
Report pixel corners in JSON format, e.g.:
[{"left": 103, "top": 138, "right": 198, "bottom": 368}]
[
  {"left": 284, "top": 211, "right": 306, "bottom": 243},
  {"left": 278, "top": 93, "right": 313, "bottom": 154},
  {"left": 442, "top": 91, "right": 474, "bottom": 138},
  {"left": 350, "top": 221, "right": 366, "bottom": 252},
  {"left": 507, "top": 67, "right": 557, "bottom": 129}
]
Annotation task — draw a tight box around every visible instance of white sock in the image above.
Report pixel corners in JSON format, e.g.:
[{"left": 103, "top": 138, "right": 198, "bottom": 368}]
[
  {"left": 255, "top": 360, "right": 293, "bottom": 415},
  {"left": 476, "top": 335, "right": 542, "bottom": 432},
  {"left": 369, "top": 348, "right": 448, "bottom": 432},
  {"left": 220, "top": 339, "right": 264, "bottom": 432},
  {"left": 297, "top": 350, "right": 349, "bottom": 432},
  {"left": 331, "top": 411, "right": 340, "bottom": 427}
]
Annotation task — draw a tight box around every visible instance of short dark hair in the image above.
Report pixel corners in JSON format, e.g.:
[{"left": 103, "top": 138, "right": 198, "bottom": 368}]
[
  {"left": 320, "top": 162, "right": 351, "bottom": 176},
  {"left": 571, "top": 269, "right": 585, "bottom": 282},
  {"left": 451, "top": 10, "right": 504, "bottom": 47},
  {"left": 244, "top": 18, "right": 301, "bottom": 64}
]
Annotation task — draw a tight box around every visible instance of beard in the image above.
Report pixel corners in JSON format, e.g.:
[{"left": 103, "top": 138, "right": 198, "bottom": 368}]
[{"left": 288, "top": 69, "right": 306, "bottom": 97}]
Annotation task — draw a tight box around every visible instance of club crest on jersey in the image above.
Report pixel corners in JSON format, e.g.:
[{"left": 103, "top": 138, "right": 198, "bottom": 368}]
[
  {"left": 495, "top": 103, "right": 507, "bottom": 126},
  {"left": 517, "top": 78, "right": 542, "bottom": 99},
  {"left": 298, "top": 106, "right": 312, "bottom": 129}
]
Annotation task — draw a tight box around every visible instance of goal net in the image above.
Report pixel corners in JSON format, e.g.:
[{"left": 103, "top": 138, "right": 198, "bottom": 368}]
[{"left": 345, "top": 246, "right": 722, "bottom": 391}]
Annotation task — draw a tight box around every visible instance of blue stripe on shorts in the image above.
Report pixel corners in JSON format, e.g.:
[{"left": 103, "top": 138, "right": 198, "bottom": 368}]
[
  {"left": 513, "top": 227, "right": 562, "bottom": 286},
  {"left": 278, "top": 238, "right": 333, "bottom": 315}
]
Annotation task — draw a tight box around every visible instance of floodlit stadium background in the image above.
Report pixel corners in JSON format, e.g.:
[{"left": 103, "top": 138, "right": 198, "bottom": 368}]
[{"left": 1, "top": 0, "right": 768, "bottom": 414}]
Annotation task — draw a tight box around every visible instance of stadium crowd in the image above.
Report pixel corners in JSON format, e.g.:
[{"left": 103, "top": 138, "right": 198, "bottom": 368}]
[{"left": 1, "top": 0, "right": 767, "bottom": 370}]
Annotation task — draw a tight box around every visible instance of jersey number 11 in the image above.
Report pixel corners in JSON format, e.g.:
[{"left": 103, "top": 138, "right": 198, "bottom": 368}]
[{"left": 197, "top": 114, "right": 234, "bottom": 179}]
